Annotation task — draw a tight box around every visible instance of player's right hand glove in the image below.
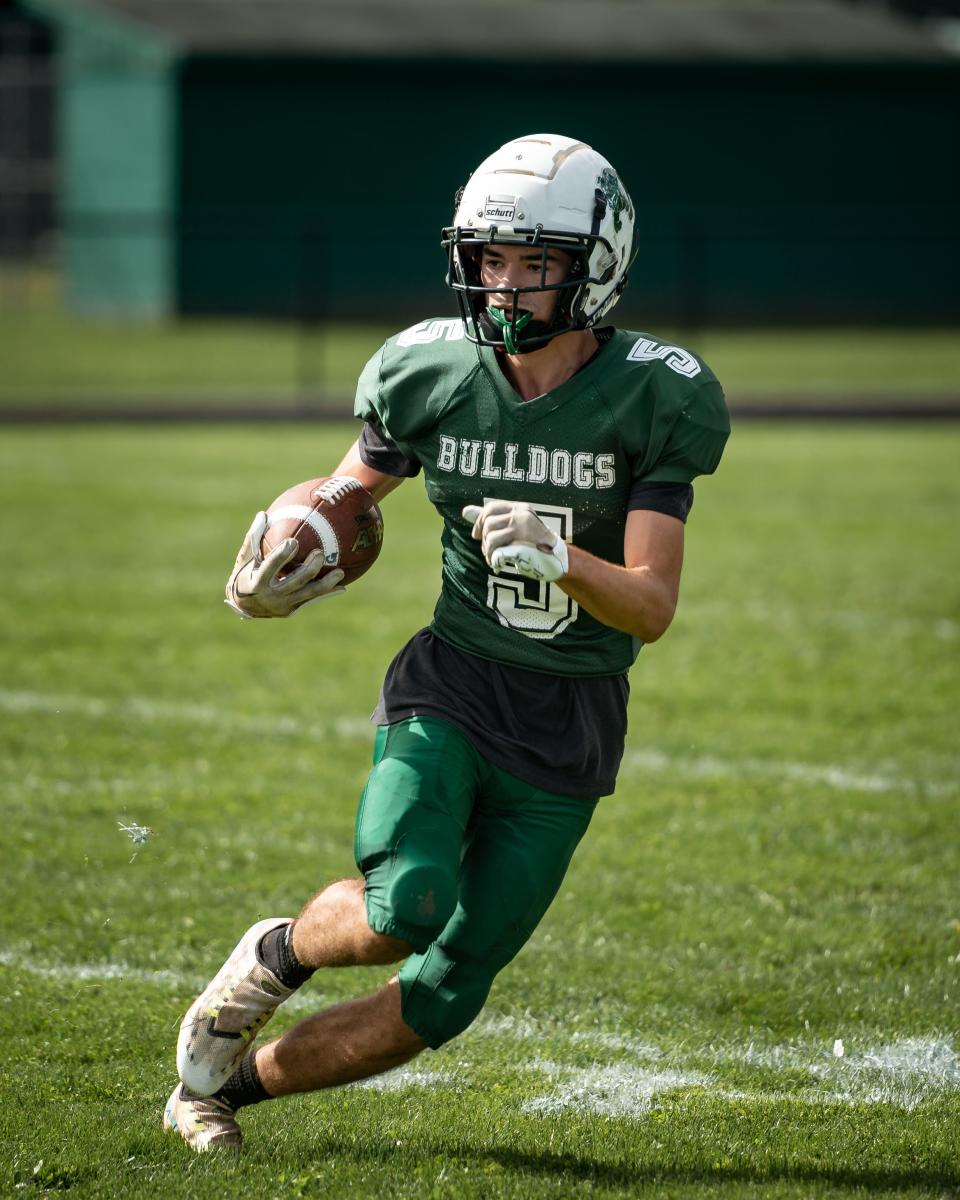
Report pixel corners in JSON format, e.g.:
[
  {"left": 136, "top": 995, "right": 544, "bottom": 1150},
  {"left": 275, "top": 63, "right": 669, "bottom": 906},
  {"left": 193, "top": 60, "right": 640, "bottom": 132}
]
[
  {"left": 224, "top": 511, "right": 346, "bottom": 619},
  {"left": 463, "top": 501, "right": 570, "bottom": 583}
]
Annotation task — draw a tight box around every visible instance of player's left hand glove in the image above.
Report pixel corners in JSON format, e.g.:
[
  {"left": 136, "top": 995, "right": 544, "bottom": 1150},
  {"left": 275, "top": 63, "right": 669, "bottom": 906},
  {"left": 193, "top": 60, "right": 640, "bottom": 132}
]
[
  {"left": 225, "top": 510, "right": 346, "bottom": 618},
  {"left": 463, "top": 501, "right": 569, "bottom": 583}
]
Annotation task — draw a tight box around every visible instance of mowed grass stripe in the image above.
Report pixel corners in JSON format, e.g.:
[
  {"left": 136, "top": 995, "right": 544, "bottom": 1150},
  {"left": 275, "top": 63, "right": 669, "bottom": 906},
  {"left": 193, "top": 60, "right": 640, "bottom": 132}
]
[
  {"left": 3, "top": 687, "right": 953, "bottom": 798},
  {"left": 0, "top": 687, "right": 374, "bottom": 740}
]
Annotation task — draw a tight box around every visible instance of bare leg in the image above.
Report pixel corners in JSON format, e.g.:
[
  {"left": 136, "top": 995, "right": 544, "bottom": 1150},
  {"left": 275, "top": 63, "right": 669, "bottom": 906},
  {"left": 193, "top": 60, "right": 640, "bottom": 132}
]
[
  {"left": 254, "top": 876, "right": 426, "bottom": 1097},
  {"left": 255, "top": 976, "right": 423, "bottom": 1096},
  {"left": 291, "top": 877, "right": 409, "bottom": 968}
]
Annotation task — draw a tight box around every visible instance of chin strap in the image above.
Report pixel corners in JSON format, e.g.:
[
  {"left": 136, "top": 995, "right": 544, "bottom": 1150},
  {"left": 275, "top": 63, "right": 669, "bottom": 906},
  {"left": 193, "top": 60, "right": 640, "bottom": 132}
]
[{"left": 485, "top": 306, "right": 532, "bottom": 354}]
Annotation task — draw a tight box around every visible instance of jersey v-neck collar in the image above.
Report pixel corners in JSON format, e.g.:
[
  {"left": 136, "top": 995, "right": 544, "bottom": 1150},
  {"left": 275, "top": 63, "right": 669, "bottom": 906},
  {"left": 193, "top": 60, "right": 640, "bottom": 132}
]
[{"left": 477, "top": 329, "right": 615, "bottom": 421}]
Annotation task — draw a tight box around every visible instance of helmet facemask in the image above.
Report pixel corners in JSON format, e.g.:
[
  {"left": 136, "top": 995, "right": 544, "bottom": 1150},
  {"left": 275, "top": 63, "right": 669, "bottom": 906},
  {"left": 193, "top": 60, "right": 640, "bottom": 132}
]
[{"left": 443, "top": 223, "right": 617, "bottom": 355}]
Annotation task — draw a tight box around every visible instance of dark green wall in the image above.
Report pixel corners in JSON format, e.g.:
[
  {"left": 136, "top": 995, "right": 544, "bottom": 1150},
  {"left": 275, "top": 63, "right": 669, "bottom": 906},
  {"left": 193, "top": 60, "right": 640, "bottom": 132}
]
[{"left": 176, "top": 56, "right": 959, "bottom": 325}]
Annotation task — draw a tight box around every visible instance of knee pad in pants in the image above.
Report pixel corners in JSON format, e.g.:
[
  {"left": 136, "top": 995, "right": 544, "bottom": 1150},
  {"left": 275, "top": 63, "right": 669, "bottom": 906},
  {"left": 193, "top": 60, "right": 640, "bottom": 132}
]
[
  {"left": 369, "top": 854, "right": 458, "bottom": 951},
  {"left": 398, "top": 941, "right": 495, "bottom": 1049}
]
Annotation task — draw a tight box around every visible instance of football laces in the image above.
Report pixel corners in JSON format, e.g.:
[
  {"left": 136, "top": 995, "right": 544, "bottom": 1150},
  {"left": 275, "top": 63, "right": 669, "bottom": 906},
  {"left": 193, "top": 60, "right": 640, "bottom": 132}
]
[{"left": 315, "top": 476, "right": 364, "bottom": 506}]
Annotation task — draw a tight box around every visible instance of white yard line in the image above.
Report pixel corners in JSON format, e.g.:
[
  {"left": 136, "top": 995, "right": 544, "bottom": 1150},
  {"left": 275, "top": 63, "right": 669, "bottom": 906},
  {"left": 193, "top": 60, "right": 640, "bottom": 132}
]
[
  {"left": 521, "top": 1060, "right": 710, "bottom": 1117},
  {"left": 0, "top": 950, "right": 204, "bottom": 990},
  {"left": 5, "top": 689, "right": 953, "bottom": 798},
  {"left": 0, "top": 688, "right": 373, "bottom": 741},
  {"left": 620, "top": 746, "right": 956, "bottom": 797},
  {"left": 5, "top": 949, "right": 958, "bottom": 1111},
  {"left": 353, "top": 1068, "right": 457, "bottom": 1093},
  {"left": 520, "top": 1036, "right": 960, "bottom": 1117},
  {"left": 814, "top": 1035, "right": 960, "bottom": 1111},
  {"left": 0, "top": 950, "right": 327, "bottom": 1012}
]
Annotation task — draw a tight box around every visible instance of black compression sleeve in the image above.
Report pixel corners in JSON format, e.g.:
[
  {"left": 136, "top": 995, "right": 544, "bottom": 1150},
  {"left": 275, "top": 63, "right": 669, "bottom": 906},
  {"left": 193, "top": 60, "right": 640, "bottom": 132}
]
[
  {"left": 627, "top": 480, "right": 694, "bottom": 523},
  {"left": 358, "top": 420, "right": 422, "bottom": 478}
]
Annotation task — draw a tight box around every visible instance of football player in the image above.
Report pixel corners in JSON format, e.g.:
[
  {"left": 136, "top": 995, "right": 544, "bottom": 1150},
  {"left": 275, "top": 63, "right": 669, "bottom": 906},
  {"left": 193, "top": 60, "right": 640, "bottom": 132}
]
[{"left": 164, "top": 133, "right": 729, "bottom": 1151}]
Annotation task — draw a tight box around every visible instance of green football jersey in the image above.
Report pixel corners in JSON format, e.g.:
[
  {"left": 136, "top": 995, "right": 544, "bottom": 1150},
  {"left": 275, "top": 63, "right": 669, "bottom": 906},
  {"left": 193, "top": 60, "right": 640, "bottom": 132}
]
[{"left": 354, "top": 318, "right": 729, "bottom": 677}]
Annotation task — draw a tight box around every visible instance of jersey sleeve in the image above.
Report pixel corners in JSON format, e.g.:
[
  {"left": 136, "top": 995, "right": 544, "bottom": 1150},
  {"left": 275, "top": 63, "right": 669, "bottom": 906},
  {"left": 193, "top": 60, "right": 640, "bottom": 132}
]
[
  {"left": 354, "top": 343, "right": 387, "bottom": 427},
  {"left": 353, "top": 327, "right": 469, "bottom": 457},
  {"left": 352, "top": 340, "right": 426, "bottom": 466},
  {"left": 635, "top": 379, "right": 730, "bottom": 485}
]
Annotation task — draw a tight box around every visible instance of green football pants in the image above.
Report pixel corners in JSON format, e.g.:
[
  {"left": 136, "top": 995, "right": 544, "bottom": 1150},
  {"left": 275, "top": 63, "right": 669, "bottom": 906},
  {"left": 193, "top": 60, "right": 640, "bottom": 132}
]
[{"left": 354, "top": 715, "right": 597, "bottom": 1048}]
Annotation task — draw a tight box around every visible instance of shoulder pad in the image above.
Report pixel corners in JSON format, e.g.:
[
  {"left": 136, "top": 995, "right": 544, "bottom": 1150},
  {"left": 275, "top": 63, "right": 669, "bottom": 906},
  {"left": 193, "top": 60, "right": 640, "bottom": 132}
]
[{"left": 355, "top": 318, "right": 477, "bottom": 443}]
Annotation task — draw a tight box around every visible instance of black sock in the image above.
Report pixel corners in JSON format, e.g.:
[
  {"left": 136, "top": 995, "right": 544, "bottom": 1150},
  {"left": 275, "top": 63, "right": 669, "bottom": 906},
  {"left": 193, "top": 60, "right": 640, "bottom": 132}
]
[
  {"left": 257, "top": 921, "right": 315, "bottom": 990},
  {"left": 212, "top": 1050, "right": 272, "bottom": 1111}
]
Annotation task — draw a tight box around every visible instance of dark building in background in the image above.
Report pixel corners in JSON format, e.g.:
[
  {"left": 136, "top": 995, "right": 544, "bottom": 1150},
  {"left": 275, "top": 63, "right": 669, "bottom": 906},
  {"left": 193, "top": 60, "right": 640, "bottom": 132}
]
[
  {"left": 16, "top": 0, "right": 960, "bottom": 326},
  {"left": 1, "top": 0, "right": 55, "bottom": 260},
  {"left": 881, "top": 0, "right": 960, "bottom": 15}
]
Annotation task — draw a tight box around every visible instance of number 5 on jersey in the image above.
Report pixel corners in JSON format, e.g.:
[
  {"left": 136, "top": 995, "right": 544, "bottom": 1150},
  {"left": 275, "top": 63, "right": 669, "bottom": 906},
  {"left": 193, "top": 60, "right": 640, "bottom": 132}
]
[{"left": 485, "top": 501, "right": 578, "bottom": 640}]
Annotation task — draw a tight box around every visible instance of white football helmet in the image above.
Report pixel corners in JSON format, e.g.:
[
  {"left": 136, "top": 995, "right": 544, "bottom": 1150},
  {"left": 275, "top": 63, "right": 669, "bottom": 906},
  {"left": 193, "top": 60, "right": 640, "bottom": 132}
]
[{"left": 441, "top": 133, "right": 638, "bottom": 354}]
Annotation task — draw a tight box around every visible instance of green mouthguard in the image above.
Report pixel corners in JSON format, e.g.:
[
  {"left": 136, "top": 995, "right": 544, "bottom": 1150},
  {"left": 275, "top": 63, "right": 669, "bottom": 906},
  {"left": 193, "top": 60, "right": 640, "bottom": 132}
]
[{"left": 486, "top": 307, "right": 532, "bottom": 354}]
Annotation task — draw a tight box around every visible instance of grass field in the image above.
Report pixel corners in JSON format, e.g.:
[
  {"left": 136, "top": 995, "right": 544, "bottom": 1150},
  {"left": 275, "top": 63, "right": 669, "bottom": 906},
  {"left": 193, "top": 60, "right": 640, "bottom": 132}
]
[
  {"left": 2, "top": 273, "right": 959, "bottom": 407},
  {"left": 1, "top": 422, "right": 958, "bottom": 1197}
]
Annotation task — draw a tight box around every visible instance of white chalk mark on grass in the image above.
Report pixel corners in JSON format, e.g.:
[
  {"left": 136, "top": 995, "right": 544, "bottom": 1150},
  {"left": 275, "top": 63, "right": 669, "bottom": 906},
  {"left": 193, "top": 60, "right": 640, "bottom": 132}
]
[
  {"left": 471, "top": 1013, "right": 539, "bottom": 1040},
  {"left": 0, "top": 950, "right": 204, "bottom": 990},
  {"left": 6, "top": 688, "right": 954, "bottom": 799},
  {"left": 568, "top": 1031, "right": 663, "bottom": 1059},
  {"left": 859, "top": 1036, "right": 960, "bottom": 1083},
  {"left": 695, "top": 1034, "right": 960, "bottom": 1112},
  {"left": 621, "top": 746, "right": 956, "bottom": 797},
  {"left": 4, "top": 948, "right": 959, "bottom": 1113},
  {"left": 0, "top": 949, "right": 331, "bottom": 1013},
  {"left": 353, "top": 1068, "right": 457, "bottom": 1093},
  {"left": 815, "top": 1036, "right": 960, "bottom": 1111},
  {"left": 3, "top": 772, "right": 179, "bottom": 800},
  {"left": 0, "top": 689, "right": 372, "bottom": 741},
  {"left": 511, "top": 1031, "right": 960, "bottom": 1115},
  {"left": 705, "top": 1039, "right": 812, "bottom": 1072},
  {"left": 522, "top": 1060, "right": 711, "bottom": 1117}
]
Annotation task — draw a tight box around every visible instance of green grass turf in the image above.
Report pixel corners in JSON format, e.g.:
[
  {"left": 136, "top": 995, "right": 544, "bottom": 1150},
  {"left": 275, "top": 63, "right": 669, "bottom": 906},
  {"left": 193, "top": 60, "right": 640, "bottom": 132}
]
[
  {"left": 1, "top": 273, "right": 958, "bottom": 406},
  {"left": 1, "top": 423, "right": 958, "bottom": 1197}
]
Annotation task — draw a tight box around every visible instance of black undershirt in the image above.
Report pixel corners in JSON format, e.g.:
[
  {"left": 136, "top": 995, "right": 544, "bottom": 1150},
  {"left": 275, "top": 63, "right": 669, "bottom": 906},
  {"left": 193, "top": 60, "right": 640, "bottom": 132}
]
[{"left": 372, "top": 629, "right": 628, "bottom": 798}]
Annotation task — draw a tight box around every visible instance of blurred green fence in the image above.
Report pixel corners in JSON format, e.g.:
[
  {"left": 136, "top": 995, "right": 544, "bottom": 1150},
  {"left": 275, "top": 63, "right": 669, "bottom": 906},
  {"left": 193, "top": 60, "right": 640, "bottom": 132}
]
[{"left": 3, "top": 259, "right": 960, "bottom": 419}]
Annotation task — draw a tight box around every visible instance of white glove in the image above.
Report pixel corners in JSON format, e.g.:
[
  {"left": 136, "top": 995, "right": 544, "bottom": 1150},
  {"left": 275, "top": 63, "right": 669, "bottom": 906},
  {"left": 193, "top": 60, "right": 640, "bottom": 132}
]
[
  {"left": 463, "top": 501, "right": 569, "bottom": 583},
  {"left": 224, "top": 510, "right": 346, "bottom": 619}
]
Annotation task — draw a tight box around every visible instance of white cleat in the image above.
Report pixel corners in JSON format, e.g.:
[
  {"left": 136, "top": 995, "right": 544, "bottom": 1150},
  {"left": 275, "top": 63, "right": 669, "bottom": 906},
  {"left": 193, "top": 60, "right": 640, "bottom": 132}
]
[
  {"left": 177, "top": 917, "right": 296, "bottom": 1096},
  {"left": 163, "top": 1083, "right": 242, "bottom": 1152}
]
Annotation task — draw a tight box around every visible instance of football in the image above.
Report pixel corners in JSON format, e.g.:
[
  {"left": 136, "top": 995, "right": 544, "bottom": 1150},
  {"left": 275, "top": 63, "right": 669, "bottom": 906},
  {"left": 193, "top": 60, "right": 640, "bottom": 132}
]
[{"left": 260, "top": 476, "right": 384, "bottom": 586}]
